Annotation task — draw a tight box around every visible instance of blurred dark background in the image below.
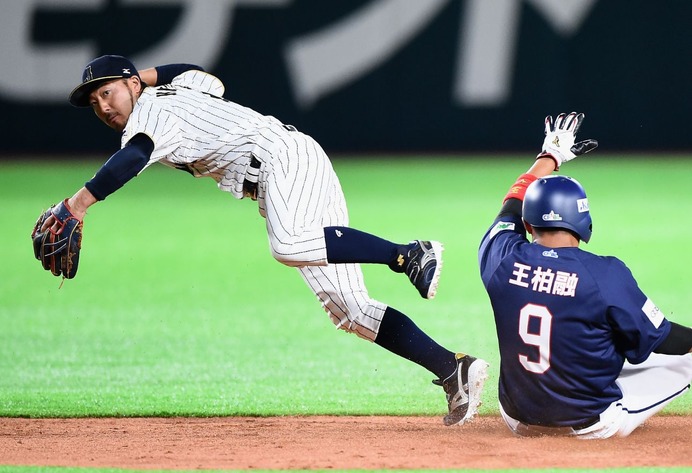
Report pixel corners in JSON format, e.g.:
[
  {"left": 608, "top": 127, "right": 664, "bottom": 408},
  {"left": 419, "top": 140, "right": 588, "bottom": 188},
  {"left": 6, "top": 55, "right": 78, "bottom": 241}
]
[{"left": 1, "top": 0, "right": 690, "bottom": 156}]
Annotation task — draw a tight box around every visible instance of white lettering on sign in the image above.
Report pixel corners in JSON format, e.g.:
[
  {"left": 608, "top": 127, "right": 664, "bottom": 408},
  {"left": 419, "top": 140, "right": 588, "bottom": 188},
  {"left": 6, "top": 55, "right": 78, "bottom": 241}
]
[
  {"left": 0, "top": 0, "right": 289, "bottom": 102},
  {"left": 0, "top": 0, "right": 597, "bottom": 105}
]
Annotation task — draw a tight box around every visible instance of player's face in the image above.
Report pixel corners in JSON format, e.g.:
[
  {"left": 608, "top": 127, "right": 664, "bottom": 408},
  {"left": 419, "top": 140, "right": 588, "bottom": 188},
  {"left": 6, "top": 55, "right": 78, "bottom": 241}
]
[{"left": 88, "top": 78, "right": 140, "bottom": 132}]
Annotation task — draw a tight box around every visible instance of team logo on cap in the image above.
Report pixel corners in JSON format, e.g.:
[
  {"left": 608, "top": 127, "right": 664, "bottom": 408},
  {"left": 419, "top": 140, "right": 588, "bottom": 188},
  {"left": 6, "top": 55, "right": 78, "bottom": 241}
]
[
  {"left": 84, "top": 66, "right": 93, "bottom": 82},
  {"left": 542, "top": 210, "right": 562, "bottom": 221}
]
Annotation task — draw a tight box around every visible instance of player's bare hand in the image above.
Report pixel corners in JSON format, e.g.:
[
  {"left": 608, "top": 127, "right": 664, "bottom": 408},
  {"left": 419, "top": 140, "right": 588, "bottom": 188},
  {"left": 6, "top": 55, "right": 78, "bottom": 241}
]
[{"left": 538, "top": 112, "right": 598, "bottom": 170}]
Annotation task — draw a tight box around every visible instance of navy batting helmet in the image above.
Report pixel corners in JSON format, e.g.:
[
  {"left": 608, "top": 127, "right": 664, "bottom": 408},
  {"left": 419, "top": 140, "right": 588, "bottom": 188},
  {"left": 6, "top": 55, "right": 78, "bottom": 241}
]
[{"left": 522, "top": 175, "right": 592, "bottom": 243}]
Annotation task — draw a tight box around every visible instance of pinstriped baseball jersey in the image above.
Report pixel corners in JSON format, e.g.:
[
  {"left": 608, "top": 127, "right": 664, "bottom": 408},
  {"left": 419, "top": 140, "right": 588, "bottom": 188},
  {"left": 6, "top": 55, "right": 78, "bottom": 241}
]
[
  {"left": 122, "top": 70, "right": 292, "bottom": 200},
  {"left": 121, "top": 69, "right": 388, "bottom": 339}
]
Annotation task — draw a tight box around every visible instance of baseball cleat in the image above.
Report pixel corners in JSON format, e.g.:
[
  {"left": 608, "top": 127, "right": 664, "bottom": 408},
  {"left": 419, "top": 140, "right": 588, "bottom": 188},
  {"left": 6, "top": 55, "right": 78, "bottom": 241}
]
[
  {"left": 433, "top": 353, "right": 489, "bottom": 426},
  {"left": 391, "top": 240, "right": 443, "bottom": 299}
]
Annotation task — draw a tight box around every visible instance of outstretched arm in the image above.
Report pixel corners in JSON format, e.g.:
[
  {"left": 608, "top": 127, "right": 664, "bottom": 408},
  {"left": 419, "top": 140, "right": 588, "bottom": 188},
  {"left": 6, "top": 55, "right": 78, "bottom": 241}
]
[
  {"left": 525, "top": 156, "right": 561, "bottom": 180},
  {"left": 501, "top": 112, "right": 598, "bottom": 215},
  {"left": 65, "top": 187, "right": 97, "bottom": 222},
  {"left": 138, "top": 64, "right": 204, "bottom": 86},
  {"left": 138, "top": 67, "right": 158, "bottom": 87},
  {"left": 40, "top": 133, "right": 154, "bottom": 230}
]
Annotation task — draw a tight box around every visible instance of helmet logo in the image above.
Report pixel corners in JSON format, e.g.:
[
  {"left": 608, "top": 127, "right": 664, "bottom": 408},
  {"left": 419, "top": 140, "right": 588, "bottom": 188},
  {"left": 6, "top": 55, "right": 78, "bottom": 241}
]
[
  {"left": 542, "top": 210, "right": 562, "bottom": 221},
  {"left": 577, "top": 198, "right": 589, "bottom": 212}
]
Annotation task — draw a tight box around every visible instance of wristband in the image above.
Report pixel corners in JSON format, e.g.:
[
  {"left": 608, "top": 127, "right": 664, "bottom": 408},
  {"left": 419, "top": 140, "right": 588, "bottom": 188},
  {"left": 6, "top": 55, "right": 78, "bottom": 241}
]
[
  {"left": 536, "top": 152, "right": 560, "bottom": 171},
  {"left": 504, "top": 173, "right": 538, "bottom": 203}
]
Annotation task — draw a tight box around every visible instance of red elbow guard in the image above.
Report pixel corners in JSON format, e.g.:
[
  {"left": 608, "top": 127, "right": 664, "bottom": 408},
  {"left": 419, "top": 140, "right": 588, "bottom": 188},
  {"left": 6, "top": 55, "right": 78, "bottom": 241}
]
[{"left": 504, "top": 173, "right": 538, "bottom": 203}]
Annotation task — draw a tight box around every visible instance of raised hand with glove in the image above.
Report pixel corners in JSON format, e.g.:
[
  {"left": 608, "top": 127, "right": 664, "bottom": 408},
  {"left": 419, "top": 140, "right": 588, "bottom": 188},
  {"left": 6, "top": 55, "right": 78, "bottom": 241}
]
[
  {"left": 538, "top": 112, "right": 599, "bottom": 170},
  {"left": 503, "top": 111, "right": 598, "bottom": 204}
]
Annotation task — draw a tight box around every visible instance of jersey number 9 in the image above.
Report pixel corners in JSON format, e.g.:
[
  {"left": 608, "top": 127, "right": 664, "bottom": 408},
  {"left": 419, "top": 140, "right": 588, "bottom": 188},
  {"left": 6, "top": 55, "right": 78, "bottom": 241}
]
[{"left": 518, "top": 303, "right": 552, "bottom": 374}]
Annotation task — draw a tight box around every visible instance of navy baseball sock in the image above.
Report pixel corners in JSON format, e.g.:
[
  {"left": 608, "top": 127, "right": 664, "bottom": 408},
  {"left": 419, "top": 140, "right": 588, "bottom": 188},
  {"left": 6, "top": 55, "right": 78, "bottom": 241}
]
[
  {"left": 374, "top": 307, "right": 457, "bottom": 380},
  {"left": 324, "top": 226, "right": 400, "bottom": 264}
]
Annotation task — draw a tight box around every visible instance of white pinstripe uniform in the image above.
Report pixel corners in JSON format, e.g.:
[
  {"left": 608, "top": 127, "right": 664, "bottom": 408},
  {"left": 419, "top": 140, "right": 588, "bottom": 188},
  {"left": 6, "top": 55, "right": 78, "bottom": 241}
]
[{"left": 123, "top": 70, "right": 386, "bottom": 340}]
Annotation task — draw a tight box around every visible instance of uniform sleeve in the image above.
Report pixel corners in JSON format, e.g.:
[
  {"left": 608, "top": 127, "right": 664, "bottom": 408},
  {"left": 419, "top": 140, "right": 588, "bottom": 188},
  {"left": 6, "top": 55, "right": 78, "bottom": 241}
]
[
  {"left": 85, "top": 134, "right": 154, "bottom": 200},
  {"left": 171, "top": 70, "right": 225, "bottom": 96},
  {"left": 122, "top": 97, "right": 182, "bottom": 167},
  {"left": 478, "top": 213, "right": 526, "bottom": 287},
  {"left": 600, "top": 257, "right": 671, "bottom": 364},
  {"left": 154, "top": 64, "right": 203, "bottom": 85},
  {"left": 479, "top": 176, "right": 535, "bottom": 286},
  {"left": 655, "top": 322, "right": 692, "bottom": 354}
]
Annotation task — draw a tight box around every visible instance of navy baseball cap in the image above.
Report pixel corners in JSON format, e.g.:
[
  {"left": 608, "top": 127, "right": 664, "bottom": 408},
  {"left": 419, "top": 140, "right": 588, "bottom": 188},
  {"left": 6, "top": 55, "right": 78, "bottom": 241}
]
[{"left": 69, "top": 55, "right": 140, "bottom": 107}]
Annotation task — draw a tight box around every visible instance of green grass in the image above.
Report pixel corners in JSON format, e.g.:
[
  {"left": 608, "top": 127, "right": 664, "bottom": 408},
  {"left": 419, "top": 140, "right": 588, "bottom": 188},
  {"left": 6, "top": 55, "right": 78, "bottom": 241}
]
[{"left": 1, "top": 155, "right": 692, "bottom": 419}]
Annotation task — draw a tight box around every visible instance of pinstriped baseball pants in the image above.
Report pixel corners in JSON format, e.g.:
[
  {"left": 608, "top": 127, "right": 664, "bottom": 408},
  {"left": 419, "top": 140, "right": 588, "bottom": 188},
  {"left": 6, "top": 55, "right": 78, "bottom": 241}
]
[{"left": 260, "top": 131, "right": 387, "bottom": 341}]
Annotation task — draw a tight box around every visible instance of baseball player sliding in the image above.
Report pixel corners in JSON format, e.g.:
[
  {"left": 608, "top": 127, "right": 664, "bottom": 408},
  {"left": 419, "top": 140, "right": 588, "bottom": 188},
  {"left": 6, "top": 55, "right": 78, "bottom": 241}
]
[
  {"left": 479, "top": 112, "right": 692, "bottom": 438},
  {"left": 32, "top": 55, "right": 488, "bottom": 426}
]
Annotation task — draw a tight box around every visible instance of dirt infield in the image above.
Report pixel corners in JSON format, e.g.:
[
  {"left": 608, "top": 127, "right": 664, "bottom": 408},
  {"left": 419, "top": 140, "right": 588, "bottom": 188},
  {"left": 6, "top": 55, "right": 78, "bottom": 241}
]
[{"left": 2, "top": 415, "right": 691, "bottom": 470}]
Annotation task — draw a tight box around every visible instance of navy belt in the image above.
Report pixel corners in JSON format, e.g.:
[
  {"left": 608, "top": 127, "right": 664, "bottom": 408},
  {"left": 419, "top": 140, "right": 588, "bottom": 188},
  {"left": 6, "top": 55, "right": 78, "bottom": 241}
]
[
  {"left": 242, "top": 156, "right": 262, "bottom": 200},
  {"left": 570, "top": 415, "right": 600, "bottom": 430},
  {"left": 515, "top": 415, "right": 600, "bottom": 436}
]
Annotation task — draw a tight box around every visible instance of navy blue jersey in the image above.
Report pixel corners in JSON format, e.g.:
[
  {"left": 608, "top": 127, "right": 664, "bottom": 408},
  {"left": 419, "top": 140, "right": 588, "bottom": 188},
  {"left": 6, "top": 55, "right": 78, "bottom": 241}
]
[{"left": 478, "top": 212, "right": 671, "bottom": 427}]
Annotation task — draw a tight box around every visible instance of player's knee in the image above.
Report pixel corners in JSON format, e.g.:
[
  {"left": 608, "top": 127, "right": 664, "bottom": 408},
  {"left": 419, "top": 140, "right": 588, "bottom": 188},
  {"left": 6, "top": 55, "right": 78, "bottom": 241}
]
[
  {"left": 321, "top": 292, "right": 382, "bottom": 342},
  {"left": 270, "top": 239, "right": 327, "bottom": 267},
  {"left": 328, "top": 312, "right": 375, "bottom": 341},
  {"left": 270, "top": 245, "right": 303, "bottom": 266}
]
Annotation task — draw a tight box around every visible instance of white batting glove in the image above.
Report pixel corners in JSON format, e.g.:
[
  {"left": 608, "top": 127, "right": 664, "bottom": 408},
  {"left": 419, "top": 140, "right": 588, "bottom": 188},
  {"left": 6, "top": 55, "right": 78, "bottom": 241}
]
[{"left": 538, "top": 112, "right": 598, "bottom": 170}]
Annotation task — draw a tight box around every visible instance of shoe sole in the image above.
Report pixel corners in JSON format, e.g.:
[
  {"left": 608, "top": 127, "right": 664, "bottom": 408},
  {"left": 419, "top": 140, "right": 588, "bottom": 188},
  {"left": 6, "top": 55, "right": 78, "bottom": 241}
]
[
  {"left": 460, "top": 358, "right": 489, "bottom": 425},
  {"left": 447, "top": 358, "right": 490, "bottom": 426},
  {"left": 426, "top": 240, "right": 444, "bottom": 299}
]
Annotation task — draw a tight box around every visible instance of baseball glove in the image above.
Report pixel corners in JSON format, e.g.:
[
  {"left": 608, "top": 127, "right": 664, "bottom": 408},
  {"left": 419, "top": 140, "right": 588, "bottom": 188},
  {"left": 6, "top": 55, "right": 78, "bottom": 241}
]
[{"left": 31, "top": 199, "right": 83, "bottom": 279}]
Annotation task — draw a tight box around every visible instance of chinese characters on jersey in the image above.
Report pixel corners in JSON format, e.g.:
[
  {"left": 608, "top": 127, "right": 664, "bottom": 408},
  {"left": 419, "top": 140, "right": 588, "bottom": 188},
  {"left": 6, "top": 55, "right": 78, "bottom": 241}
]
[{"left": 508, "top": 262, "right": 579, "bottom": 297}]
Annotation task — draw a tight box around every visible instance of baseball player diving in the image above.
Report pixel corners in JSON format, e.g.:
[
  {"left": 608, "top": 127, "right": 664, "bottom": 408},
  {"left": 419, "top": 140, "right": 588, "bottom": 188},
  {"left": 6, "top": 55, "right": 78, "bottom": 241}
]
[
  {"left": 478, "top": 112, "right": 692, "bottom": 438},
  {"left": 31, "top": 55, "right": 489, "bottom": 426}
]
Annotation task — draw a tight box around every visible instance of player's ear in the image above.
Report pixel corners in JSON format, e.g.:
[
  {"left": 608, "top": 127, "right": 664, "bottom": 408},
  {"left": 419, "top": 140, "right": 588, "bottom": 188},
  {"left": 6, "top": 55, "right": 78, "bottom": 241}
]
[
  {"left": 130, "top": 75, "right": 143, "bottom": 93},
  {"left": 523, "top": 221, "right": 534, "bottom": 236}
]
